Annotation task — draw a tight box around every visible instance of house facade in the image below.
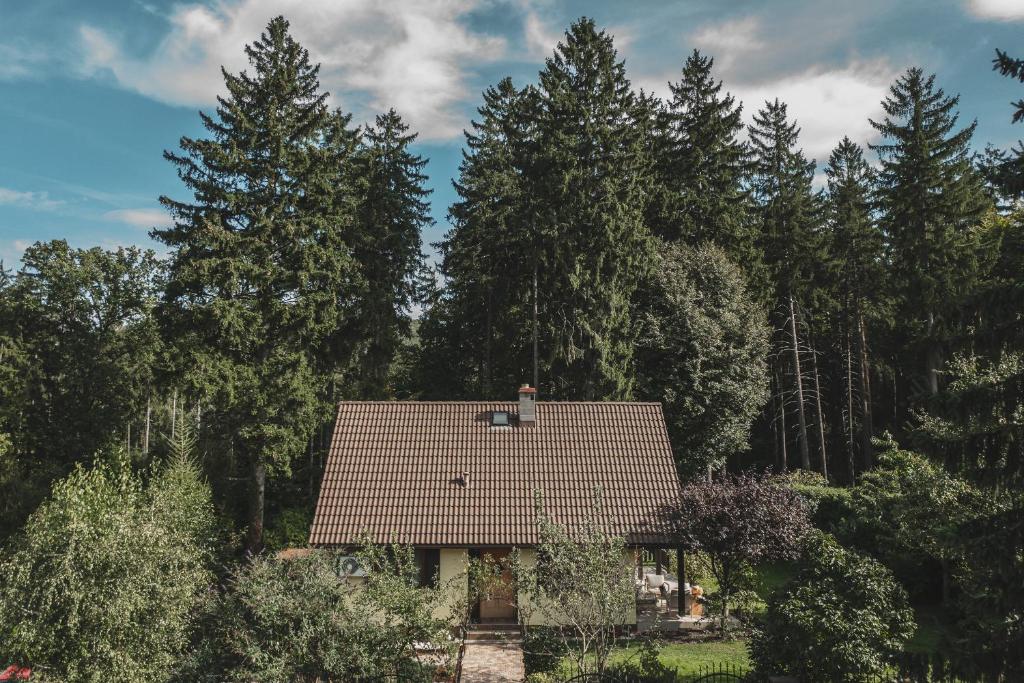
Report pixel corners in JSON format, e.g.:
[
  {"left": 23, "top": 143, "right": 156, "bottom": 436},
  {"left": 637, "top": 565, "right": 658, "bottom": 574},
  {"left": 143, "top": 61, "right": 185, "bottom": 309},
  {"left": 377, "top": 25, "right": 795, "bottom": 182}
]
[{"left": 309, "top": 385, "right": 683, "bottom": 626}]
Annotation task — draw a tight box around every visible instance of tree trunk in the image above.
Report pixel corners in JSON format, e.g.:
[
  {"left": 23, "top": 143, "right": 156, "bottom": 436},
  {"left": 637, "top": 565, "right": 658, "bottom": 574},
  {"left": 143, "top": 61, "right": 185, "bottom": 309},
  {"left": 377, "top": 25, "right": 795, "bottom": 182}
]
[
  {"left": 171, "top": 389, "right": 178, "bottom": 441},
  {"left": 247, "top": 458, "right": 266, "bottom": 554},
  {"left": 845, "top": 325, "right": 856, "bottom": 483},
  {"left": 774, "top": 363, "right": 788, "bottom": 473},
  {"left": 788, "top": 295, "right": 811, "bottom": 470},
  {"left": 941, "top": 557, "right": 951, "bottom": 605},
  {"left": 925, "top": 310, "right": 941, "bottom": 395},
  {"left": 143, "top": 395, "right": 151, "bottom": 457},
  {"left": 857, "top": 314, "right": 874, "bottom": 470},
  {"left": 532, "top": 261, "right": 539, "bottom": 392},
  {"left": 809, "top": 337, "right": 829, "bottom": 481},
  {"left": 484, "top": 286, "right": 492, "bottom": 397}
]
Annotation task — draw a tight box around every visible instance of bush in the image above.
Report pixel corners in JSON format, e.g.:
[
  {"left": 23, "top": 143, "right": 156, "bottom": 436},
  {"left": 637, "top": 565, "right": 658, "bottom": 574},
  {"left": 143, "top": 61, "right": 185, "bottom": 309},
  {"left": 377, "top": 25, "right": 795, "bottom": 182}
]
[
  {"left": 210, "top": 547, "right": 454, "bottom": 682},
  {"left": 522, "top": 627, "right": 568, "bottom": 675},
  {"left": 750, "top": 533, "right": 916, "bottom": 682},
  {"left": 0, "top": 448, "right": 217, "bottom": 682},
  {"left": 787, "top": 470, "right": 857, "bottom": 541}
]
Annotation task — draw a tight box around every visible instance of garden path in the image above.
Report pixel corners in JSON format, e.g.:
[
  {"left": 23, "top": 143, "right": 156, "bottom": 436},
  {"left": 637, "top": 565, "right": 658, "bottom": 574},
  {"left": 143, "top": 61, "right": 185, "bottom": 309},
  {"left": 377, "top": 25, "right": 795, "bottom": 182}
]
[{"left": 460, "top": 641, "right": 525, "bottom": 683}]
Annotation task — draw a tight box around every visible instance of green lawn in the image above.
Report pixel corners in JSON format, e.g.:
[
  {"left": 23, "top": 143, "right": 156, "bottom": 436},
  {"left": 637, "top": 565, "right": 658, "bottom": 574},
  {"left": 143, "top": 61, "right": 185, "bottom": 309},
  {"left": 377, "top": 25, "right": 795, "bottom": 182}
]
[
  {"left": 554, "top": 639, "right": 751, "bottom": 679},
  {"left": 607, "top": 640, "right": 751, "bottom": 675}
]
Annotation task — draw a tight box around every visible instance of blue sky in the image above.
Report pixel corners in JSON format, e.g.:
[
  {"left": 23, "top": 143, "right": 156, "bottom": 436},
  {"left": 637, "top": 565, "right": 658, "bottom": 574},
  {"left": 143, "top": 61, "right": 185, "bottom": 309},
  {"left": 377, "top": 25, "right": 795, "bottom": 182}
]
[{"left": 2, "top": 0, "right": 1024, "bottom": 267}]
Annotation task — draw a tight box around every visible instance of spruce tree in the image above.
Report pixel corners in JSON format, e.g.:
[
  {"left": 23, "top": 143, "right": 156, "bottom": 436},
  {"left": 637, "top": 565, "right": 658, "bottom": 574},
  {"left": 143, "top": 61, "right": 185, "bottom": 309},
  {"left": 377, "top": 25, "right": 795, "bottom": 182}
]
[
  {"left": 350, "top": 109, "right": 431, "bottom": 399},
  {"left": 870, "top": 68, "right": 990, "bottom": 401},
  {"left": 534, "top": 17, "right": 652, "bottom": 399},
  {"left": 823, "top": 137, "right": 886, "bottom": 476},
  {"left": 650, "top": 50, "right": 754, "bottom": 265},
  {"left": 749, "top": 99, "right": 823, "bottom": 473},
  {"left": 425, "top": 78, "right": 537, "bottom": 398},
  {"left": 156, "top": 17, "right": 361, "bottom": 551}
]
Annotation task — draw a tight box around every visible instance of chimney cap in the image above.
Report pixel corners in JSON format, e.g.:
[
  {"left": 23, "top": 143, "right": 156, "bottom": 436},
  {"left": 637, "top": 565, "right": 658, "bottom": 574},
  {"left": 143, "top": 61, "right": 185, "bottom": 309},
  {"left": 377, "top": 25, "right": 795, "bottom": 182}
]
[{"left": 518, "top": 384, "right": 537, "bottom": 395}]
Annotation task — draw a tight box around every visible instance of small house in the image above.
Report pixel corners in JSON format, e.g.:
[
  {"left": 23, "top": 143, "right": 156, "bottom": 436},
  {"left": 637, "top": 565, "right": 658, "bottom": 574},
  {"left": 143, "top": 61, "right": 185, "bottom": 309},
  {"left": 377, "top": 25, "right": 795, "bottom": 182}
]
[{"left": 309, "top": 385, "right": 683, "bottom": 626}]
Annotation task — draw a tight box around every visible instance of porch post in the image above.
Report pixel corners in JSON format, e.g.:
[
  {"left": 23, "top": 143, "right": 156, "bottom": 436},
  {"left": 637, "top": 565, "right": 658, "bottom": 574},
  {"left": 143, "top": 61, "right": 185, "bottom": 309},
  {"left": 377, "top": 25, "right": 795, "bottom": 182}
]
[
  {"left": 677, "top": 546, "right": 686, "bottom": 586},
  {"left": 656, "top": 549, "right": 663, "bottom": 576}
]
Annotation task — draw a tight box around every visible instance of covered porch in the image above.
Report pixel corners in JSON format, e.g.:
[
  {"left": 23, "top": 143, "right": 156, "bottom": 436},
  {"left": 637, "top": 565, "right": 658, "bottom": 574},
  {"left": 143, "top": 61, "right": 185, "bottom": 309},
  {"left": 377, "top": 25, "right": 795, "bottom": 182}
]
[{"left": 634, "top": 547, "right": 718, "bottom": 633}]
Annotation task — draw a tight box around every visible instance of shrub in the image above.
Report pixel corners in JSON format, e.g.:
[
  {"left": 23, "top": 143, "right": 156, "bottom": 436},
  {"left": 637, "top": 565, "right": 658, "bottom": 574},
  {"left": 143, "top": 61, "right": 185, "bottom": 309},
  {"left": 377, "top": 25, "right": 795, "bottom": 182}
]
[
  {"left": 211, "top": 546, "right": 455, "bottom": 681},
  {"left": 750, "top": 533, "right": 915, "bottom": 681},
  {"left": 522, "top": 627, "right": 568, "bottom": 675},
  {"left": 787, "top": 470, "right": 857, "bottom": 541},
  {"left": 0, "top": 447, "right": 217, "bottom": 682}
]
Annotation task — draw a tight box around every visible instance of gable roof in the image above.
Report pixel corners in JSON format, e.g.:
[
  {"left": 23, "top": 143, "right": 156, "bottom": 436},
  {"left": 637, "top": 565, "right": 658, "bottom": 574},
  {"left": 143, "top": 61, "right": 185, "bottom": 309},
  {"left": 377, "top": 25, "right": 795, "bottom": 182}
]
[{"left": 309, "top": 401, "right": 682, "bottom": 547}]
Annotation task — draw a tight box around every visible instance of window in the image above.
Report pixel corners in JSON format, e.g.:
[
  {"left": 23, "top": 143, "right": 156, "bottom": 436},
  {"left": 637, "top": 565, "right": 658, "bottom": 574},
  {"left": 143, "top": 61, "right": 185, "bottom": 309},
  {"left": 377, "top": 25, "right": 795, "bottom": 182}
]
[
  {"left": 414, "top": 548, "right": 440, "bottom": 588},
  {"left": 491, "top": 411, "right": 510, "bottom": 427}
]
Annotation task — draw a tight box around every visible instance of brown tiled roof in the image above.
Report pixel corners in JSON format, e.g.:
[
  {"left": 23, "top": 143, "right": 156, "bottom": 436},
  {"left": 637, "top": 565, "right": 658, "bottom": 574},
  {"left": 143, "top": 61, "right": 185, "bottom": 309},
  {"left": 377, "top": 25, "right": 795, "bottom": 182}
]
[{"left": 309, "top": 401, "right": 682, "bottom": 547}]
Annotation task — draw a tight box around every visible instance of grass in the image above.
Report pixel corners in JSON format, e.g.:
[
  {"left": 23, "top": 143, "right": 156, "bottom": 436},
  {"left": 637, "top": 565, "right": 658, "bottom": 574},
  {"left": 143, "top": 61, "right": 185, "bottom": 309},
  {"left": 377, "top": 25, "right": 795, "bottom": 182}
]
[
  {"left": 607, "top": 640, "right": 751, "bottom": 675},
  {"left": 554, "top": 638, "right": 751, "bottom": 679}
]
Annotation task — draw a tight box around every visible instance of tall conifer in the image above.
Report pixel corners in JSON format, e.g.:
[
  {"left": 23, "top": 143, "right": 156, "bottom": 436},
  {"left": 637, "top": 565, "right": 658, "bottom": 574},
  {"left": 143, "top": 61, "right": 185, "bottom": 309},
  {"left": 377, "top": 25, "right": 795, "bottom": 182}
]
[
  {"left": 749, "top": 99, "right": 822, "bottom": 472},
  {"left": 534, "top": 18, "right": 652, "bottom": 399},
  {"left": 156, "top": 17, "right": 360, "bottom": 551},
  {"left": 823, "top": 138, "right": 886, "bottom": 476},
  {"left": 650, "top": 51, "right": 754, "bottom": 265},
  {"left": 350, "top": 110, "right": 431, "bottom": 398},
  {"left": 870, "top": 68, "right": 990, "bottom": 401}
]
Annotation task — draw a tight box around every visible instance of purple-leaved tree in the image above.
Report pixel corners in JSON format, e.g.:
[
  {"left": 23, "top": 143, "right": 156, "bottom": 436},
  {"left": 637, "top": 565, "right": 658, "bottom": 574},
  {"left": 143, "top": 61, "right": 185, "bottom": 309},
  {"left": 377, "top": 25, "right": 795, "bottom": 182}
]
[{"left": 674, "top": 472, "right": 812, "bottom": 628}]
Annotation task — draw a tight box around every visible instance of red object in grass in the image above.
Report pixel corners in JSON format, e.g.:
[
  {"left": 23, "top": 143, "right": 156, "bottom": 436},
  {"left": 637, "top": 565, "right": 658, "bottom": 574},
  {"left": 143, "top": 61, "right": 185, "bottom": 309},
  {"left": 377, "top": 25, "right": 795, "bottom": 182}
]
[
  {"left": 0, "top": 666, "right": 30, "bottom": 681},
  {"left": 17, "top": 669, "right": 30, "bottom": 681}
]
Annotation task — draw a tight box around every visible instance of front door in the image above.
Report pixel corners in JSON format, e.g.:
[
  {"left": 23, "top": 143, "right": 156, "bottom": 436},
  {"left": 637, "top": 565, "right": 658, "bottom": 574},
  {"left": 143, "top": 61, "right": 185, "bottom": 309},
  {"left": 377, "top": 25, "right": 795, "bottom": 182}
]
[{"left": 475, "top": 548, "right": 517, "bottom": 623}]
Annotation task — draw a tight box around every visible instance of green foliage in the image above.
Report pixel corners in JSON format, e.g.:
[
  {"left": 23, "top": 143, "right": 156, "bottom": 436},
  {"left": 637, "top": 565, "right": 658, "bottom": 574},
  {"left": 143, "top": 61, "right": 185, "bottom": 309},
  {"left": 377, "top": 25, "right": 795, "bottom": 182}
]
[
  {"left": 677, "top": 472, "right": 812, "bottom": 626},
  {"left": 427, "top": 18, "right": 653, "bottom": 401},
  {"left": 750, "top": 533, "right": 916, "bottom": 681},
  {"left": 522, "top": 627, "right": 568, "bottom": 676},
  {"left": 950, "top": 491, "right": 1024, "bottom": 679},
  {"left": 514, "top": 492, "right": 637, "bottom": 676},
  {"left": 0, "top": 241, "right": 162, "bottom": 538},
  {"left": 648, "top": 50, "right": 755, "bottom": 266},
  {"left": 849, "top": 439, "right": 983, "bottom": 599},
  {"left": 156, "top": 17, "right": 364, "bottom": 550},
  {"left": 635, "top": 242, "right": 769, "bottom": 477},
  {"left": 349, "top": 109, "right": 431, "bottom": 399},
  {"left": 210, "top": 548, "right": 453, "bottom": 682},
  {"left": 0, "top": 450, "right": 217, "bottom": 682},
  {"left": 786, "top": 471, "right": 857, "bottom": 540},
  {"left": 870, "top": 68, "right": 990, "bottom": 400},
  {"left": 262, "top": 506, "right": 313, "bottom": 552}
]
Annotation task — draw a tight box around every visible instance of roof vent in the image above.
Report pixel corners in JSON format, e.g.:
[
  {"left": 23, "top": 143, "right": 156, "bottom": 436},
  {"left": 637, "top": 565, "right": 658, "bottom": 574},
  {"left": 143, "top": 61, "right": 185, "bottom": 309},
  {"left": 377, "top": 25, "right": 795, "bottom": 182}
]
[{"left": 518, "top": 384, "right": 537, "bottom": 426}]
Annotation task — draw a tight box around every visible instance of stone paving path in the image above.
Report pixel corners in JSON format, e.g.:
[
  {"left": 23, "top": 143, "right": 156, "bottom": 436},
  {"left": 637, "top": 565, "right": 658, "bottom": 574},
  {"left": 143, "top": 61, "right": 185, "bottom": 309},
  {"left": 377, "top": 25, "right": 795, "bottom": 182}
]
[{"left": 460, "top": 641, "right": 525, "bottom": 683}]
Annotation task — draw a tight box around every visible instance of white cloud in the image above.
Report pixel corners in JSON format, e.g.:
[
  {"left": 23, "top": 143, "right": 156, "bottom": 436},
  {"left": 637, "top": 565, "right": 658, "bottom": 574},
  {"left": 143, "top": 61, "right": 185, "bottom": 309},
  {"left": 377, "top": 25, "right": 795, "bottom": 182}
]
[
  {"left": 731, "top": 60, "right": 897, "bottom": 163},
  {"left": 524, "top": 10, "right": 561, "bottom": 60},
  {"left": 631, "top": 15, "right": 898, "bottom": 164},
  {"left": 78, "top": 0, "right": 505, "bottom": 141},
  {"left": 692, "top": 16, "right": 763, "bottom": 72},
  {"left": 0, "top": 187, "right": 64, "bottom": 211},
  {"left": 103, "top": 208, "right": 173, "bottom": 230},
  {"left": 966, "top": 0, "right": 1024, "bottom": 21}
]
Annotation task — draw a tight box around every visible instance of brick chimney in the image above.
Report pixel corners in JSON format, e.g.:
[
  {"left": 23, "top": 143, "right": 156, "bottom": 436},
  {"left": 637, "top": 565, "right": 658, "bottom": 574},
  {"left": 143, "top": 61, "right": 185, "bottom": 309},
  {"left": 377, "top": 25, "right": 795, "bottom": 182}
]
[{"left": 518, "top": 384, "right": 537, "bottom": 426}]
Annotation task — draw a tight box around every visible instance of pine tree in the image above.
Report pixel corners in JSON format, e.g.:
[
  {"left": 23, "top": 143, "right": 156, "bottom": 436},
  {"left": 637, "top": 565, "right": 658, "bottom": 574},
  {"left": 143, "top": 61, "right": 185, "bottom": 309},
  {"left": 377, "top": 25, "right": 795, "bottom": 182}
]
[
  {"left": 534, "top": 17, "right": 653, "bottom": 400},
  {"left": 350, "top": 109, "right": 431, "bottom": 399},
  {"left": 156, "top": 17, "right": 361, "bottom": 552},
  {"left": 870, "top": 68, "right": 990, "bottom": 402},
  {"left": 749, "top": 99, "right": 823, "bottom": 473},
  {"left": 650, "top": 50, "right": 754, "bottom": 266},
  {"left": 823, "top": 137, "right": 886, "bottom": 477}
]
